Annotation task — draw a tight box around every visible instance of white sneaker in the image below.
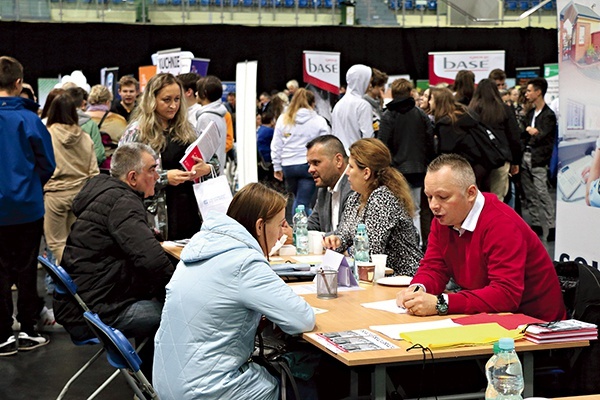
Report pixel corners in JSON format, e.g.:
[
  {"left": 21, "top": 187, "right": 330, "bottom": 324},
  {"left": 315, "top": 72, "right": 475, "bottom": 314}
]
[{"left": 36, "top": 307, "right": 63, "bottom": 332}]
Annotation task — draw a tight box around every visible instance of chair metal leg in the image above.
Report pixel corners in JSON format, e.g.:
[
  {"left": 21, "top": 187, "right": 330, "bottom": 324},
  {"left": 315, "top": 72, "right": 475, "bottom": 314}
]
[
  {"left": 87, "top": 369, "right": 121, "bottom": 400},
  {"left": 120, "top": 368, "right": 148, "bottom": 400},
  {"left": 57, "top": 347, "right": 105, "bottom": 400}
]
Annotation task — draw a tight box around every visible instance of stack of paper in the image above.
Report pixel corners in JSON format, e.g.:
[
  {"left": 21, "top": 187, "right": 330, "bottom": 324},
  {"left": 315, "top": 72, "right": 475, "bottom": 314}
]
[{"left": 521, "top": 319, "right": 598, "bottom": 344}]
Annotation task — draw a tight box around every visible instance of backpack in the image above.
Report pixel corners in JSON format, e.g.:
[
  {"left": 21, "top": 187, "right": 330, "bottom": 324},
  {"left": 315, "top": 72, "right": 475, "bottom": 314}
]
[{"left": 465, "top": 121, "right": 511, "bottom": 170}]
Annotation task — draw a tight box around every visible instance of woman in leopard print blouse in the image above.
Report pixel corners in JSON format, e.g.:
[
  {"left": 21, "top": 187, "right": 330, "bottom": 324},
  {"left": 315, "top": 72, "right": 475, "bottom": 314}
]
[{"left": 324, "top": 138, "right": 423, "bottom": 276}]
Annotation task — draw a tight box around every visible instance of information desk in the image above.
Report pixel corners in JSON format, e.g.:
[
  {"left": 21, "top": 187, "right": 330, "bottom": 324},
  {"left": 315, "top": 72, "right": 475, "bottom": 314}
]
[{"left": 299, "top": 282, "right": 589, "bottom": 400}]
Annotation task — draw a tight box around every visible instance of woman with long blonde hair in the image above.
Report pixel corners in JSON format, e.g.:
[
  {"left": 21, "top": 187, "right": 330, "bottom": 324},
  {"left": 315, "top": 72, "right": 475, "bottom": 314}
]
[
  {"left": 324, "top": 138, "right": 422, "bottom": 276},
  {"left": 270, "top": 87, "right": 330, "bottom": 212},
  {"left": 120, "top": 73, "right": 211, "bottom": 240}
]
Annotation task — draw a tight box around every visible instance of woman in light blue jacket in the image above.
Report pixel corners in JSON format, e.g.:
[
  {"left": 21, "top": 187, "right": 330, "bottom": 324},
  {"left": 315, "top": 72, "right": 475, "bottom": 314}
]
[{"left": 153, "top": 183, "right": 315, "bottom": 399}]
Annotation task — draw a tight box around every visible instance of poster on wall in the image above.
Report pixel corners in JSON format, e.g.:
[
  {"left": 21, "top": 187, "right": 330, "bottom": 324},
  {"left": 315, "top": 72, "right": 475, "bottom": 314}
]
[
  {"left": 302, "top": 50, "right": 340, "bottom": 95},
  {"left": 544, "top": 63, "right": 559, "bottom": 104},
  {"left": 100, "top": 67, "right": 119, "bottom": 96},
  {"left": 515, "top": 66, "right": 540, "bottom": 87},
  {"left": 556, "top": 0, "right": 600, "bottom": 269},
  {"left": 428, "top": 50, "right": 505, "bottom": 86}
]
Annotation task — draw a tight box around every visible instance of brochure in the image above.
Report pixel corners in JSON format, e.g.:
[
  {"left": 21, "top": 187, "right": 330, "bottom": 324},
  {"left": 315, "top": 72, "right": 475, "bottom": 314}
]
[
  {"left": 308, "top": 329, "right": 398, "bottom": 353},
  {"left": 179, "top": 120, "right": 219, "bottom": 171}
]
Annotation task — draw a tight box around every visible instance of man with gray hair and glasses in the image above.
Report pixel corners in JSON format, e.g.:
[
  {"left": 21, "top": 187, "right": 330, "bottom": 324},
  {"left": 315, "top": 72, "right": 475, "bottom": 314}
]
[{"left": 54, "top": 143, "right": 174, "bottom": 377}]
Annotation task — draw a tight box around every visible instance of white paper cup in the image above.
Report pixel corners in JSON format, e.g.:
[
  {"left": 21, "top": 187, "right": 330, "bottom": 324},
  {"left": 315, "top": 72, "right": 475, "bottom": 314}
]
[
  {"left": 308, "top": 231, "right": 324, "bottom": 255},
  {"left": 371, "top": 254, "right": 388, "bottom": 281},
  {"left": 279, "top": 245, "right": 297, "bottom": 256}
]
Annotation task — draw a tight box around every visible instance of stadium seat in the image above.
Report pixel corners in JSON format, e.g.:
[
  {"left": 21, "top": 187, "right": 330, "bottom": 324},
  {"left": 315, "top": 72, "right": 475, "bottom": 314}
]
[
  {"left": 504, "top": 0, "right": 517, "bottom": 11},
  {"left": 427, "top": 0, "right": 436, "bottom": 11},
  {"left": 284, "top": 0, "right": 294, "bottom": 7},
  {"left": 518, "top": 0, "right": 529, "bottom": 11},
  {"left": 403, "top": 0, "right": 414, "bottom": 10}
]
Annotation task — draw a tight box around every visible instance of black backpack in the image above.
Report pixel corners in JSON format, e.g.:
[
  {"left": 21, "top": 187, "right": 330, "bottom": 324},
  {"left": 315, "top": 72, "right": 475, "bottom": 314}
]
[{"left": 465, "top": 121, "right": 511, "bottom": 170}]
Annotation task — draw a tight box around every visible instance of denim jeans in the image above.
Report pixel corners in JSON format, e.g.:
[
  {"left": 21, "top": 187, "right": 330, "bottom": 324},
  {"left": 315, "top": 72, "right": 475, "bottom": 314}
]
[
  {"left": 112, "top": 299, "right": 163, "bottom": 380},
  {"left": 282, "top": 163, "right": 316, "bottom": 213}
]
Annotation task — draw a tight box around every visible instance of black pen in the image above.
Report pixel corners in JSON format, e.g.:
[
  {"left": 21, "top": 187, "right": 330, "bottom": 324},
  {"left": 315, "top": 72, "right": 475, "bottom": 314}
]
[{"left": 412, "top": 285, "right": 420, "bottom": 293}]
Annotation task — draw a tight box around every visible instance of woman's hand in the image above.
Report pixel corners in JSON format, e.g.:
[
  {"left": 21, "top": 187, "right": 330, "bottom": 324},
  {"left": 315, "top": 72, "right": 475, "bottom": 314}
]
[
  {"left": 167, "top": 169, "right": 194, "bottom": 186},
  {"left": 274, "top": 170, "right": 284, "bottom": 181},
  {"left": 191, "top": 156, "right": 211, "bottom": 177},
  {"left": 323, "top": 235, "right": 341, "bottom": 250}
]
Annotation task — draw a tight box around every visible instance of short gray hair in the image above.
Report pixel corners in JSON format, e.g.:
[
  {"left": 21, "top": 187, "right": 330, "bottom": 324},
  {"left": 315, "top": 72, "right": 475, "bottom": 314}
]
[
  {"left": 110, "top": 143, "right": 156, "bottom": 179},
  {"left": 427, "top": 153, "right": 476, "bottom": 190}
]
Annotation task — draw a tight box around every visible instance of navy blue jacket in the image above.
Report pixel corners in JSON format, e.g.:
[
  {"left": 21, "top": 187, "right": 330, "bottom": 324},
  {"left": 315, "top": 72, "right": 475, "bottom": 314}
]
[{"left": 0, "top": 97, "right": 55, "bottom": 226}]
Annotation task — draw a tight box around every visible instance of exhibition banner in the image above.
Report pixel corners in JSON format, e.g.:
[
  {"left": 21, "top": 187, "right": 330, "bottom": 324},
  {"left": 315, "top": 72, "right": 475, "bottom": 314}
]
[
  {"left": 154, "top": 49, "right": 195, "bottom": 75},
  {"left": 428, "top": 50, "right": 505, "bottom": 85},
  {"left": 556, "top": 0, "right": 600, "bottom": 268},
  {"left": 303, "top": 50, "right": 340, "bottom": 95}
]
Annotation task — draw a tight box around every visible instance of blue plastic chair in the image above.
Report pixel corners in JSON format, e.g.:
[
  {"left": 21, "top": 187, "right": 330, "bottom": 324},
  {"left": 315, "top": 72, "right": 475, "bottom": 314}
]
[
  {"left": 38, "top": 256, "right": 103, "bottom": 400},
  {"left": 505, "top": 0, "right": 517, "bottom": 11},
  {"left": 518, "top": 0, "right": 529, "bottom": 10},
  {"left": 403, "top": 0, "right": 414, "bottom": 10},
  {"left": 84, "top": 311, "right": 157, "bottom": 400},
  {"left": 427, "top": 0, "right": 436, "bottom": 11},
  {"left": 284, "top": 0, "right": 294, "bottom": 7},
  {"left": 542, "top": 0, "right": 553, "bottom": 10},
  {"left": 242, "top": 0, "right": 253, "bottom": 6}
]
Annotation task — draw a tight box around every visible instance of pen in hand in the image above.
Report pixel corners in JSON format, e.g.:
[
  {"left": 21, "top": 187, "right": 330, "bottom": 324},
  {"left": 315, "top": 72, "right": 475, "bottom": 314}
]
[{"left": 413, "top": 285, "right": 420, "bottom": 293}]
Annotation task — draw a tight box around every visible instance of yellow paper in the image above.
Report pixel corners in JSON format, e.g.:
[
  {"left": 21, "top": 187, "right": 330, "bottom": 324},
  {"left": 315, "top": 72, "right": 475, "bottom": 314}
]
[{"left": 400, "top": 322, "right": 523, "bottom": 349}]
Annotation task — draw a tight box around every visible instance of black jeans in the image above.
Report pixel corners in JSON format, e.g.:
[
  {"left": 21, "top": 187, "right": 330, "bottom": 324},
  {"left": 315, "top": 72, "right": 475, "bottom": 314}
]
[{"left": 0, "top": 218, "right": 44, "bottom": 338}]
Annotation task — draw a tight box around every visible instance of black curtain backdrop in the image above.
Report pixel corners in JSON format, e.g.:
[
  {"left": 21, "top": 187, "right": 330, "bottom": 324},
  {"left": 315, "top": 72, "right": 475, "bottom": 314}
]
[{"left": 0, "top": 21, "right": 558, "bottom": 93}]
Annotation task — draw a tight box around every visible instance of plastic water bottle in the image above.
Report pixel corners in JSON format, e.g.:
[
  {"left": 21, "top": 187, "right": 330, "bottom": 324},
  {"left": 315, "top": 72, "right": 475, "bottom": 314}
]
[
  {"left": 294, "top": 205, "right": 309, "bottom": 255},
  {"left": 492, "top": 338, "right": 524, "bottom": 400},
  {"left": 485, "top": 342, "right": 501, "bottom": 400},
  {"left": 354, "top": 224, "right": 370, "bottom": 263}
]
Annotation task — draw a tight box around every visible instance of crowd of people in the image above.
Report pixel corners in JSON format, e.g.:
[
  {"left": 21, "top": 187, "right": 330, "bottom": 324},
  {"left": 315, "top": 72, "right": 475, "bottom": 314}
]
[{"left": 0, "top": 54, "right": 567, "bottom": 399}]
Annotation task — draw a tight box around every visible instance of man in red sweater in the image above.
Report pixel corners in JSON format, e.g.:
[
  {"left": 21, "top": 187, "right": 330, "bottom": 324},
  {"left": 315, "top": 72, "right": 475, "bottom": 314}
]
[{"left": 396, "top": 153, "right": 565, "bottom": 322}]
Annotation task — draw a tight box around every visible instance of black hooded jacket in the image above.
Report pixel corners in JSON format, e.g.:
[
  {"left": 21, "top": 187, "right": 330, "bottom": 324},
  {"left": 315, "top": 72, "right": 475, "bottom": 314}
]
[
  {"left": 379, "top": 96, "right": 434, "bottom": 187},
  {"left": 54, "top": 174, "right": 174, "bottom": 340}
]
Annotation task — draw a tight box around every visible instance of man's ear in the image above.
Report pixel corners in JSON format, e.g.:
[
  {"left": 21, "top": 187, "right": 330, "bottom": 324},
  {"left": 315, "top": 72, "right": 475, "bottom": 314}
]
[
  {"left": 334, "top": 153, "right": 344, "bottom": 168},
  {"left": 466, "top": 184, "right": 478, "bottom": 201},
  {"left": 126, "top": 170, "right": 137, "bottom": 188}
]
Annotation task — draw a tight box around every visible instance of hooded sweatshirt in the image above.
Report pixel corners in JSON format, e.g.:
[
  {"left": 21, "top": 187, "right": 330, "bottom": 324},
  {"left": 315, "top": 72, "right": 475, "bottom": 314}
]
[
  {"left": 153, "top": 212, "right": 315, "bottom": 400},
  {"left": 331, "top": 64, "right": 374, "bottom": 150},
  {"left": 44, "top": 123, "right": 99, "bottom": 193},
  {"left": 196, "top": 100, "right": 228, "bottom": 174},
  {"left": 77, "top": 109, "right": 105, "bottom": 165},
  {"left": 270, "top": 107, "right": 330, "bottom": 171}
]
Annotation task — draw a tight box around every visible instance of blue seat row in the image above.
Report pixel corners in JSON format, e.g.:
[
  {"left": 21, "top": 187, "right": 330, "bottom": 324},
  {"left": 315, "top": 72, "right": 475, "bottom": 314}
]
[
  {"left": 504, "top": 0, "right": 555, "bottom": 11},
  {"left": 389, "top": 0, "right": 437, "bottom": 11},
  {"left": 155, "top": 0, "right": 341, "bottom": 7}
]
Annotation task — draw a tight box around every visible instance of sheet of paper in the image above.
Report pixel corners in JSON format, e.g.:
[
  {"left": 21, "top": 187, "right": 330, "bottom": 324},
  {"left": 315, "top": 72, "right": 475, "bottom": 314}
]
[
  {"left": 361, "top": 299, "right": 407, "bottom": 314},
  {"left": 370, "top": 319, "right": 461, "bottom": 340},
  {"left": 291, "top": 283, "right": 365, "bottom": 295},
  {"left": 312, "top": 307, "right": 328, "bottom": 315},
  {"left": 290, "top": 255, "right": 323, "bottom": 264},
  {"left": 321, "top": 249, "right": 343, "bottom": 271}
]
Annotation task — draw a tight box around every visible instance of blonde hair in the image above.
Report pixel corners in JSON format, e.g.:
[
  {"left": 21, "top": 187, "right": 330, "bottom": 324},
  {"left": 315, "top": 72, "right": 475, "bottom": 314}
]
[
  {"left": 128, "top": 73, "right": 195, "bottom": 153},
  {"left": 88, "top": 84, "right": 112, "bottom": 105},
  {"left": 349, "top": 138, "right": 415, "bottom": 216},
  {"left": 283, "top": 88, "right": 315, "bottom": 126}
]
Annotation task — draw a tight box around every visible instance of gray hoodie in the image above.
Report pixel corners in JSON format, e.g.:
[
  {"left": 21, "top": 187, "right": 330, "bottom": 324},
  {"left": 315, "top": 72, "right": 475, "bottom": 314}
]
[{"left": 331, "top": 64, "right": 374, "bottom": 151}]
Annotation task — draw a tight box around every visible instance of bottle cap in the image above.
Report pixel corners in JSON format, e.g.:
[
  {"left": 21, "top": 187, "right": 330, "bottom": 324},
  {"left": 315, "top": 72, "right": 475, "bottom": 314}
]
[
  {"left": 357, "top": 223, "right": 366, "bottom": 231},
  {"left": 498, "top": 337, "right": 515, "bottom": 350},
  {"left": 297, "top": 205, "right": 305, "bottom": 211}
]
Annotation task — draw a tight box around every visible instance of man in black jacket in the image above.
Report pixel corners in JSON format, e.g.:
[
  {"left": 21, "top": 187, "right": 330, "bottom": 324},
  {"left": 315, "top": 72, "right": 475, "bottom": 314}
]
[
  {"left": 54, "top": 143, "right": 174, "bottom": 347},
  {"left": 379, "top": 78, "right": 434, "bottom": 245},
  {"left": 521, "top": 77, "right": 557, "bottom": 242}
]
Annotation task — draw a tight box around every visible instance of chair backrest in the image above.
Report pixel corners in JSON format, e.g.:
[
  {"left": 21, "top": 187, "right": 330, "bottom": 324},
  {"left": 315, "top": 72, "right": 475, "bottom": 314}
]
[
  {"left": 38, "top": 256, "right": 90, "bottom": 312},
  {"left": 83, "top": 311, "right": 142, "bottom": 372}
]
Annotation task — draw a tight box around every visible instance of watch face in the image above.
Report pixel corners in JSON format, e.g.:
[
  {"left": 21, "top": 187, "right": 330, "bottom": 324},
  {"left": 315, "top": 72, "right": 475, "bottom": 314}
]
[{"left": 437, "top": 302, "right": 449, "bottom": 315}]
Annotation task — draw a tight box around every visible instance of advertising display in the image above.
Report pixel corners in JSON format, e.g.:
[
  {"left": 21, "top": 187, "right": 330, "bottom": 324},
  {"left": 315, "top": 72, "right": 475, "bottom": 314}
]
[
  {"left": 428, "top": 50, "right": 505, "bottom": 86},
  {"left": 302, "top": 50, "right": 341, "bottom": 95},
  {"left": 556, "top": 0, "right": 600, "bottom": 268}
]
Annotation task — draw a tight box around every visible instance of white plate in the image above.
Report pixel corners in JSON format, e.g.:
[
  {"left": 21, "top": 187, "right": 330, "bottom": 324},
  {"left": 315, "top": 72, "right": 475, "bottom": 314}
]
[{"left": 376, "top": 276, "right": 412, "bottom": 286}]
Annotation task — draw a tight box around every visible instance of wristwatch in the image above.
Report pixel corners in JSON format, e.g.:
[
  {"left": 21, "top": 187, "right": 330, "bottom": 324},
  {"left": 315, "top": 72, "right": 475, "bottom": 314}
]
[{"left": 436, "top": 294, "right": 449, "bottom": 315}]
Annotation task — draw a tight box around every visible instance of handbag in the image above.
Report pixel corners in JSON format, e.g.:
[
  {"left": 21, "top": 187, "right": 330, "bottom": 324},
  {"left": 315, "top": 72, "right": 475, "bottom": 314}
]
[{"left": 192, "top": 165, "right": 233, "bottom": 220}]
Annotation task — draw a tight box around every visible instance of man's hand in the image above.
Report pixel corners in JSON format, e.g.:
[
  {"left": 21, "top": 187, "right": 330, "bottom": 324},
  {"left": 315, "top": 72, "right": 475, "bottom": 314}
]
[
  {"left": 274, "top": 170, "right": 284, "bottom": 181},
  {"left": 323, "top": 235, "right": 341, "bottom": 250},
  {"left": 526, "top": 126, "right": 539, "bottom": 136},
  {"left": 396, "top": 287, "right": 438, "bottom": 316}
]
